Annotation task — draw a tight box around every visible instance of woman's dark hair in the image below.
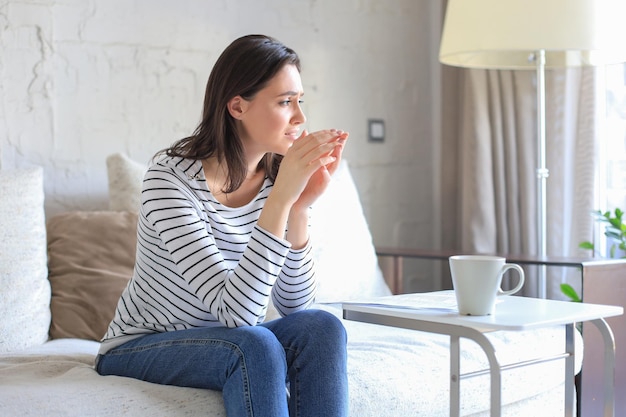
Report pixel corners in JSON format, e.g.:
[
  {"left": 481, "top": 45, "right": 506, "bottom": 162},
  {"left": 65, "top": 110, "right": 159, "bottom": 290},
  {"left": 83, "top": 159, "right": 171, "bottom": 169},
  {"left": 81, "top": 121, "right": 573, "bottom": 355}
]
[{"left": 156, "top": 34, "right": 301, "bottom": 192}]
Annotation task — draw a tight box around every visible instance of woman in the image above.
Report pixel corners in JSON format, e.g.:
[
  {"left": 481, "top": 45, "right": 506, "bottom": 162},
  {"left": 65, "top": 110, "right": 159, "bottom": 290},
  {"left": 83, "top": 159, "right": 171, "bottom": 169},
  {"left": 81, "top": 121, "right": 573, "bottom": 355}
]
[{"left": 96, "top": 34, "right": 349, "bottom": 417}]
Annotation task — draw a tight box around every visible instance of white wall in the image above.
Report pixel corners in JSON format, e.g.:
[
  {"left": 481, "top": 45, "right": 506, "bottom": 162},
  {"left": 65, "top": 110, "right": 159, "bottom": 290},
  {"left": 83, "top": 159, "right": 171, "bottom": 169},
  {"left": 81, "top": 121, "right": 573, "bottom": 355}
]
[{"left": 0, "top": 0, "right": 442, "bottom": 281}]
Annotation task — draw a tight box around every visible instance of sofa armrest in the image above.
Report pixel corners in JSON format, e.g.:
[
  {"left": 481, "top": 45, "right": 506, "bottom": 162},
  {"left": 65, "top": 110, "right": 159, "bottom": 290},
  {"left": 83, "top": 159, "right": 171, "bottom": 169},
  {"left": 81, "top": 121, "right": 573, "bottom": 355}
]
[
  {"left": 375, "top": 247, "right": 461, "bottom": 294},
  {"left": 375, "top": 246, "right": 626, "bottom": 294}
]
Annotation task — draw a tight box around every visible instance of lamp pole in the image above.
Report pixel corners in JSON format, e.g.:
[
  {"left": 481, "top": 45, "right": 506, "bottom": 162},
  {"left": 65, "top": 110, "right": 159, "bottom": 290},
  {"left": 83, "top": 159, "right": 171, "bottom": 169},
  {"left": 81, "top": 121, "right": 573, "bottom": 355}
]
[{"left": 535, "top": 49, "right": 548, "bottom": 298}]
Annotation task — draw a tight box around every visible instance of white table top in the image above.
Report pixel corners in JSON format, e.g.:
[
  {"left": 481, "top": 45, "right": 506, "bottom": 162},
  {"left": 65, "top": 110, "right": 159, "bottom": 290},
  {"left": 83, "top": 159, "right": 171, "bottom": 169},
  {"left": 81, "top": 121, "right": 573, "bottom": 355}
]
[{"left": 342, "top": 290, "right": 623, "bottom": 331}]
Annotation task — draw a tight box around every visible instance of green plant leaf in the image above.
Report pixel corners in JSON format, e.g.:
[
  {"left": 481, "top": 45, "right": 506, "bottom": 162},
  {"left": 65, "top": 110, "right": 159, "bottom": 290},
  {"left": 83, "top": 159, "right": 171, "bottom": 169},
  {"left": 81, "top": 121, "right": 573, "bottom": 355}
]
[
  {"left": 581, "top": 207, "right": 626, "bottom": 259},
  {"left": 606, "top": 230, "right": 622, "bottom": 240},
  {"left": 579, "top": 241, "right": 594, "bottom": 250},
  {"left": 560, "top": 283, "right": 582, "bottom": 302}
]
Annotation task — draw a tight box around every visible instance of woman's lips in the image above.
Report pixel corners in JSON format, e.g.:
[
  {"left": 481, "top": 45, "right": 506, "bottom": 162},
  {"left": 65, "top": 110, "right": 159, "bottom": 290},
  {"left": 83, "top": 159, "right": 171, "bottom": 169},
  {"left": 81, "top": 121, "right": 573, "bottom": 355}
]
[{"left": 285, "top": 131, "right": 300, "bottom": 140}]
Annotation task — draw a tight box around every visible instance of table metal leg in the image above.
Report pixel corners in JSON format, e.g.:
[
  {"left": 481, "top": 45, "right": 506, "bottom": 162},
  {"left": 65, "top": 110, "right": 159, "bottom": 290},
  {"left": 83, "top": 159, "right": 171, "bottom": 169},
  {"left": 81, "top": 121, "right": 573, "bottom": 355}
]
[
  {"left": 450, "top": 335, "right": 461, "bottom": 417},
  {"left": 565, "top": 324, "right": 575, "bottom": 417},
  {"left": 590, "top": 318, "right": 616, "bottom": 417},
  {"left": 449, "top": 327, "right": 502, "bottom": 417}
]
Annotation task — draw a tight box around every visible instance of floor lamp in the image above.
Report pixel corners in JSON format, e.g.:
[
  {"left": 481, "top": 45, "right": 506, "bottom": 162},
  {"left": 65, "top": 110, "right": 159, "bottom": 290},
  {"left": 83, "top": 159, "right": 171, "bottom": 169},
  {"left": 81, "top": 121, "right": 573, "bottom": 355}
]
[{"left": 439, "top": 0, "right": 626, "bottom": 298}]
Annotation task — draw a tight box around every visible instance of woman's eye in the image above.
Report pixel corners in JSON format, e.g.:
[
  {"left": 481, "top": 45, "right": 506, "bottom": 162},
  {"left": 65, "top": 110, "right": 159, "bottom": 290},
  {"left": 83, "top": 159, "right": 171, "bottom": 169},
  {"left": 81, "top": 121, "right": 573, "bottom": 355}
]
[{"left": 280, "top": 99, "right": 304, "bottom": 106}]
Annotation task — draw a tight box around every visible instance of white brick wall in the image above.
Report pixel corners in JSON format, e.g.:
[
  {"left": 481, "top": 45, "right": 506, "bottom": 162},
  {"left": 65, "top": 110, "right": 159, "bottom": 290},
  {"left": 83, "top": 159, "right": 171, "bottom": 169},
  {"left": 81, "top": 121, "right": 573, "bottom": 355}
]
[{"left": 0, "top": 0, "right": 442, "bottom": 275}]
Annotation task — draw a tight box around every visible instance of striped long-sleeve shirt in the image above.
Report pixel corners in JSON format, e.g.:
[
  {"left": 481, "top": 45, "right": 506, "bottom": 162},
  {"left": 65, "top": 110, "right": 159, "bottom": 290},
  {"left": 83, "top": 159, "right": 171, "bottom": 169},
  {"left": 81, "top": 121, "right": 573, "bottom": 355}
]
[{"left": 99, "top": 156, "right": 316, "bottom": 354}]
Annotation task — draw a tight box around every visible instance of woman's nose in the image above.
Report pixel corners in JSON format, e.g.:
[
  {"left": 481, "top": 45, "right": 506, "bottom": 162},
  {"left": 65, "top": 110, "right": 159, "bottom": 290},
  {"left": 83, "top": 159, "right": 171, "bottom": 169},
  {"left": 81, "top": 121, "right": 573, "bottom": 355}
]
[{"left": 293, "top": 103, "right": 306, "bottom": 125}]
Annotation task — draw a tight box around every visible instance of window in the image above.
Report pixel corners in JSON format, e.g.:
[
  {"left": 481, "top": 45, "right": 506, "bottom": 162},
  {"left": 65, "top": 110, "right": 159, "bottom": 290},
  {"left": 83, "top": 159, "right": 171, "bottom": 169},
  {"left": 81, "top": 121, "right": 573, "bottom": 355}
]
[
  {"left": 596, "top": 63, "right": 626, "bottom": 256},
  {"left": 604, "top": 64, "right": 626, "bottom": 207}
]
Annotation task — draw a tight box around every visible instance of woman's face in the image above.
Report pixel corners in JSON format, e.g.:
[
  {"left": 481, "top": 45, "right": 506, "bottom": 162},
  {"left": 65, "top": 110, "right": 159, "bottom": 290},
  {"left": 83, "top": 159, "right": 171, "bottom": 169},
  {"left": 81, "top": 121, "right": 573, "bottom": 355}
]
[{"left": 235, "top": 64, "right": 306, "bottom": 157}]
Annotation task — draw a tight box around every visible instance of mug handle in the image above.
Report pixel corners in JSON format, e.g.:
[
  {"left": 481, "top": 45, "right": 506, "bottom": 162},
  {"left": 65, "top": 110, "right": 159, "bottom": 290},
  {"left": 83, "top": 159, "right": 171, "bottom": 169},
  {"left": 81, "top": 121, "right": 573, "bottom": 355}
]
[{"left": 498, "top": 263, "right": 525, "bottom": 295}]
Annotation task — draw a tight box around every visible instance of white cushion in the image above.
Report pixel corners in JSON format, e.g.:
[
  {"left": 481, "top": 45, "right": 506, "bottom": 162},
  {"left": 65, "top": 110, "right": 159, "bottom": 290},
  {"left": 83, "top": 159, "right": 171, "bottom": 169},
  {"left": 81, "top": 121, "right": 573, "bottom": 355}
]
[
  {"left": 106, "top": 153, "right": 146, "bottom": 212},
  {"left": 311, "top": 160, "right": 391, "bottom": 302},
  {"left": 0, "top": 167, "right": 51, "bottom": 353}
]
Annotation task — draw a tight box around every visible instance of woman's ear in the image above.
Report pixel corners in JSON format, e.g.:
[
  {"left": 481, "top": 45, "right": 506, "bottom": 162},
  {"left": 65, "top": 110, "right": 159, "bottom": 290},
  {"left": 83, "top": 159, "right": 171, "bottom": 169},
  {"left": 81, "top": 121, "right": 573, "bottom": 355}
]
[{"left": 227, "top": 96, "right": 247, "bottom": 120}]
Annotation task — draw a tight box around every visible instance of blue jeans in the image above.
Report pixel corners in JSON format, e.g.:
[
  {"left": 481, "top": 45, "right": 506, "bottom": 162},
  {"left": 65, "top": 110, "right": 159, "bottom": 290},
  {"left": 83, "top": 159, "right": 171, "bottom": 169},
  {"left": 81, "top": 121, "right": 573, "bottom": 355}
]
[{"left": 96, "top": 309, "right": 348, "bottom": 417}]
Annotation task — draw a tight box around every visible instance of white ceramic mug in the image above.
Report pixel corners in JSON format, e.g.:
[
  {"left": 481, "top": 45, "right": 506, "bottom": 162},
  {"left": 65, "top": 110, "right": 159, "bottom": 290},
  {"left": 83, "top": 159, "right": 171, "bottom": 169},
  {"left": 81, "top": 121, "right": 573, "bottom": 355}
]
[{"left": 448, "top": 255, "right": 525, "bottom": 316}]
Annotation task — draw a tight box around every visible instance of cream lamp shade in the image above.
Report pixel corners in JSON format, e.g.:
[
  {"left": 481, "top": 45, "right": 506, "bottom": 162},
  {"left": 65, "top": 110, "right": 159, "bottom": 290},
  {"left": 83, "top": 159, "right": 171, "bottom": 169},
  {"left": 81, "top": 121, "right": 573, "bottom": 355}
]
[{"left": 439, "top": 0, "right": 626, "bottom": 69}]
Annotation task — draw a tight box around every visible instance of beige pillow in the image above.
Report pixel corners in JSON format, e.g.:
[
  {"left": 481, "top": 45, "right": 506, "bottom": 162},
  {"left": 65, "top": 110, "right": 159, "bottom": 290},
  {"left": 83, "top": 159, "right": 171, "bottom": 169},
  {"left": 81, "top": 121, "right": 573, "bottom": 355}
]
[{"left": 47, "top": 211, "right": 138, "bottom": 341}]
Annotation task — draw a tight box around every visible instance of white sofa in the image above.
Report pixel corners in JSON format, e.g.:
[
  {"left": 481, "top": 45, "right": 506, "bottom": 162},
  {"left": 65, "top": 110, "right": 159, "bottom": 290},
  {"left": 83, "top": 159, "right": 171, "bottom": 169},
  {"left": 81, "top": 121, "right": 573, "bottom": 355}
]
[{"left": 0, "top": 156, "right": 581, "bottom": 416}]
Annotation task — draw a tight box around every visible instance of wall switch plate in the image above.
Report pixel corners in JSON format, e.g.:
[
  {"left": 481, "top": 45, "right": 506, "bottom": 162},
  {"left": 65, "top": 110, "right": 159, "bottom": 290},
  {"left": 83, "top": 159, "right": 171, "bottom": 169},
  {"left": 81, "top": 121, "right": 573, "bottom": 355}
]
[{"left": 368, "top": 119, "right": 385, "bottom": 143}]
